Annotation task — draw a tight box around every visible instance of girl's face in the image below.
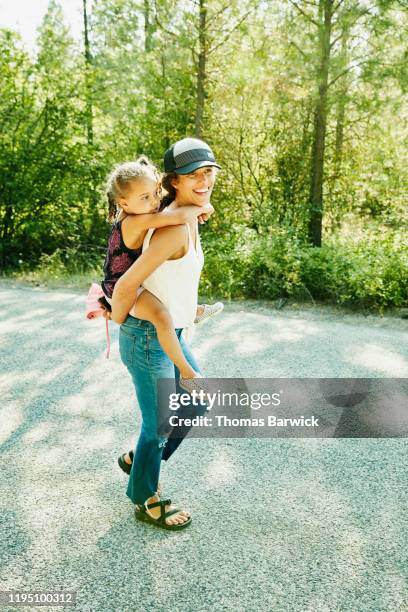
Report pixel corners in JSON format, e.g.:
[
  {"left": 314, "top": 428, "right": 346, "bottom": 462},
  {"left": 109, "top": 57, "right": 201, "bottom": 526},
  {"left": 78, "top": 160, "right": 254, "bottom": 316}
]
[
  {"left": 171, "top": 166, "right": 217, "bottom": 207},
  {"left": 120, "top": 175, "right": 160, "bottom": 215}
]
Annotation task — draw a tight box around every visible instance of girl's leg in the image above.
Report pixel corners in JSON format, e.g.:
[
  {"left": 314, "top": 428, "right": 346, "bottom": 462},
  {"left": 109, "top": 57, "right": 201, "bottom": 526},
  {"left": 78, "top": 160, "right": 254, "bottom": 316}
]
[{"left": 134, "top": 290, "right": 197, "bottom": 379}]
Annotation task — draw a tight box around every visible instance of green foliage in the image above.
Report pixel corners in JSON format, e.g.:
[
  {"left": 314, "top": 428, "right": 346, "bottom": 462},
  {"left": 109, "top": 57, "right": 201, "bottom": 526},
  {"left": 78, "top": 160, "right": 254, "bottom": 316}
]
[
  {"left": 0, "top": 0, "right": 407, "bottom": 313},
  {"left": 200, "top": 226, "right": 256, "bottom": 299},
  {"left": 201, "top": 226, "right": 307, "bottom": 301},
  {"left": 36, "top": 245, "right": 104, "bottom": 277},
  {"left": 0, "top": 8, "right": 107, "bottom": 270},
  {"left": 246, "top": 229, "right": 305, "bottom": 299},
  {"left": 201, "top": 224, "right": 407, "bottom": 312},
  {"left": 300, "top": 230, "right": 408, "bottom": 312}
]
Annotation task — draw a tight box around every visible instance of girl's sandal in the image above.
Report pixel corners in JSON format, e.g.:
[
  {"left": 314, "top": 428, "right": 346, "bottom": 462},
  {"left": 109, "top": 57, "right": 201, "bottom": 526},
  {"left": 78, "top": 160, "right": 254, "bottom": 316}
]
[{"left": 135, "top": 498, "right": 192, "bottom": 531}]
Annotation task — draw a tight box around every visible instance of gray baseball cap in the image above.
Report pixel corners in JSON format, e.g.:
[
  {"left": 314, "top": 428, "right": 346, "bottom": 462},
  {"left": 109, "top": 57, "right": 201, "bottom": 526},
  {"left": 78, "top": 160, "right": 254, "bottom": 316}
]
[{"left": 164, "top": 137, "right": 221, "bottom": 174}]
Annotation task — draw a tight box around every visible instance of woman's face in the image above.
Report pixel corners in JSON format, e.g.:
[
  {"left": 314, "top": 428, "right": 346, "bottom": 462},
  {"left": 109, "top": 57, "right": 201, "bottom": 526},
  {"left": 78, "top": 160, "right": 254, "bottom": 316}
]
[{"left": 172, "top": 166, "right": 217, "bottom": 207}]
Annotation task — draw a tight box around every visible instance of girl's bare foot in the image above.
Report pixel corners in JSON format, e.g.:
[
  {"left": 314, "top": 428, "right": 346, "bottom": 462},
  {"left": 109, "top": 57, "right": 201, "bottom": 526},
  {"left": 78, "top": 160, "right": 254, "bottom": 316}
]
[{"left": 196, "top": 305, "right": 204, "bottom": 317}]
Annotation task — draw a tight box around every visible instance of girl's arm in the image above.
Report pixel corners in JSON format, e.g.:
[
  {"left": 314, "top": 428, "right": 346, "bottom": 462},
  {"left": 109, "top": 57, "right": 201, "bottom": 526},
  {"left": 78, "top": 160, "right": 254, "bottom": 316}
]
[
  {"left": 123, "top": 203, "right": 213, "bottom": 233},
  {"left": 111, "top": 224, "right": 189, "bottom": 324}
]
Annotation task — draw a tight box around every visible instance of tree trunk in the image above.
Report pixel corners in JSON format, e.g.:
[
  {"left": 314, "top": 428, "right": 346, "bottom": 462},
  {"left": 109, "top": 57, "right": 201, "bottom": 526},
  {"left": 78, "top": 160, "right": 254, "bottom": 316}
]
[
  {"left": 144, "top": 0, "right": 153, "bottom": 52},
  {"left": 161, "top": 53, "right": 170, "bottom": 149},
  {"left": 0, "top": 201, "right": 14, "bottom": 269},
  {"left": 195, "top": 0, "right": 207, "bottom": 138},
  {"left": 308, "top": 0, "right": 334, "bottom": 247},
  {"left": 334, "top": 99, "right": 345, "bottom": 173},
  {"left": 82, "top": 0, "right": 93, "bottom": 146},
  {"left": 333, "top": 27, "right": 349, "bottom": 176}
]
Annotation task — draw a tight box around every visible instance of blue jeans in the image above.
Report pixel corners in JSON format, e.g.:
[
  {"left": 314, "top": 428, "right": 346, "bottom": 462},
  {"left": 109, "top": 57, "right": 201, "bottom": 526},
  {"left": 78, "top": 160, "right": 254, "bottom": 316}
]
[{"left": 119, "top": 315, "right": 202, "bottom": 505}]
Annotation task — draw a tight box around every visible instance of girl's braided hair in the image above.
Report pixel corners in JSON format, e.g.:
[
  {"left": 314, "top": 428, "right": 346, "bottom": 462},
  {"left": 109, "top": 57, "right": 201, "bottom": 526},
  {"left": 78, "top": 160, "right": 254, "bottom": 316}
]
[{"left": 106, "top": 155, "right": 161, "bottom": 222}]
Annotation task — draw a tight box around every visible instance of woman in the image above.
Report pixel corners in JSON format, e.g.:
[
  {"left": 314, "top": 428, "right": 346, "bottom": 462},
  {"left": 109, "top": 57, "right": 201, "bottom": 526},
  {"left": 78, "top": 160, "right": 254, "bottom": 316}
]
[{"left": 111, "top": 137, "right": 220, "bottom": 530}]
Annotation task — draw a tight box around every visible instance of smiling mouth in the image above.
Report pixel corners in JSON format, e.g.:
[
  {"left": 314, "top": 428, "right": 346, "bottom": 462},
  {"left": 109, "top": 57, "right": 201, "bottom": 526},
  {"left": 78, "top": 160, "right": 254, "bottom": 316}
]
[{"left": 194, "top": 189, "right": 209, "bottom": 194}]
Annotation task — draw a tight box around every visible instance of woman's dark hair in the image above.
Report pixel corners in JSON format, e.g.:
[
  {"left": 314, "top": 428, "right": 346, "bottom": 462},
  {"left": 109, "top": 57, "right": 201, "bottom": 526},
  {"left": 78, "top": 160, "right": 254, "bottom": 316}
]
[
  {"left": 105, "top": 155, "right": 161, "bottom": 222},
  {"left": 160, "top": 172, "right": 178, "bottom": 210}
]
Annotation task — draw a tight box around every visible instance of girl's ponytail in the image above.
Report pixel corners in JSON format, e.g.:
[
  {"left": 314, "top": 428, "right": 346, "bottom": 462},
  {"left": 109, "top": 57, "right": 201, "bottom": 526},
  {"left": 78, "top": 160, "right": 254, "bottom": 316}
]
[
  {"left": 135, "top": 154, "right": 162, "bottom": 187},
  {"left": 136, "top": 154, "right": 150, "bottom": 166},
  {"left": 107, "top": 191, "right": 117, "bottom": 222}
]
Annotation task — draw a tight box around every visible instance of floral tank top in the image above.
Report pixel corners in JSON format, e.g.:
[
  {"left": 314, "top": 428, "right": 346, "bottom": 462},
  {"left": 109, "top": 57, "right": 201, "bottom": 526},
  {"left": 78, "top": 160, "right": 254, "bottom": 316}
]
[{"left": 101, "top": 220, "right": 142, "bottom": 298}]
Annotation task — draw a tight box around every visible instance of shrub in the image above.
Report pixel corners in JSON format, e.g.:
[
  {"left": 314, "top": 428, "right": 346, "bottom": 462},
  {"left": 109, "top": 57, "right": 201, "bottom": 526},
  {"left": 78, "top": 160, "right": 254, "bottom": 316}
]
[
  {"left": 15, "top": 245, "right": 104, "bottom": 284},
  {"left": 200, "top": 226, "right": 255, "bottom": 299},
  {"left": 300, "top": 244, "right": 355, "bottom": 303},
  {"left": 246, "top": 228, "right": 304, "bottom": 299},
  {"left": 201, "top": 223, "right": 407, "bottom": 312}
]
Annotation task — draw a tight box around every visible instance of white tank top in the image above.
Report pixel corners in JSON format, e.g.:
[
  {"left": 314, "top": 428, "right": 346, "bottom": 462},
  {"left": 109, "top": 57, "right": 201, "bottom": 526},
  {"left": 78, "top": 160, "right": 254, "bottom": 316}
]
[{"left": 141, "top": 222, "right": 204, "bottom": 328}]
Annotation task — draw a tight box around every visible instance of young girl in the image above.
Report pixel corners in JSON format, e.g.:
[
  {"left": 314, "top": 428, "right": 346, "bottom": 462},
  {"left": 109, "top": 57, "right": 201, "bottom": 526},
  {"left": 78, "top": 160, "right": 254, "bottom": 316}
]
[{"left": 100, "top": 155, "right": 223, "bottom": 394}]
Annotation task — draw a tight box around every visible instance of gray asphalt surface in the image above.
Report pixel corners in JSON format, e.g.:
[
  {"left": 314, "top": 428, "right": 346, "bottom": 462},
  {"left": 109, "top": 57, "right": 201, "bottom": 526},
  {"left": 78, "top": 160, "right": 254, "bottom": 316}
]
[{"left": 0, "top": 283, "right": 407, "bottom": 612}]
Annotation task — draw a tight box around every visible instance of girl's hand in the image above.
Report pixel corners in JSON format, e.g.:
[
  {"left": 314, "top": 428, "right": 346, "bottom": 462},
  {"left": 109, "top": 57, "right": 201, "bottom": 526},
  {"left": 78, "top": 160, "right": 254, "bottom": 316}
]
[
  {"left": 198, "top": 212, "right": 211, "bottom": 224},
  {"left": 201, "top": 203, "right": 214, "bottom": 216},
  {"left": 184, "top": 203, "right": 214, "bottom": 222},
  {"left": 197, "top": 203, "right": 214, "bottom": 224}
]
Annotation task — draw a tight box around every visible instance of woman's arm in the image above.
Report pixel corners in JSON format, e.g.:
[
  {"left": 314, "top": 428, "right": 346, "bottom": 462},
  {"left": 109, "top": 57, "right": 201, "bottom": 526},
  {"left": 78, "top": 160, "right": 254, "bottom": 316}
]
[{"left": 111, "top": 224, "right": 188, "bottom": 324}]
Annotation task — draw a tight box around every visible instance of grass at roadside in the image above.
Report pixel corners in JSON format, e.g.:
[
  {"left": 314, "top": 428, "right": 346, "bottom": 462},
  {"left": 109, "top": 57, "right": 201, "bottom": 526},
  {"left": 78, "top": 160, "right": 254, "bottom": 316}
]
[
  {"left": 1, "top": 269, "right": 101, "bottom": 291},
  {"left": 1, "top": 273, "right": 406, "bottom": 322}
]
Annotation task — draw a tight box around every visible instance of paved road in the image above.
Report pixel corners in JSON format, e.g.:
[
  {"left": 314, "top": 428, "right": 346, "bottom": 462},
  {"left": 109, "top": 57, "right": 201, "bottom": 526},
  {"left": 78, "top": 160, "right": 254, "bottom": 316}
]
[{"left": 0, "top": 284, "right": 407, "bottom": 611}]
